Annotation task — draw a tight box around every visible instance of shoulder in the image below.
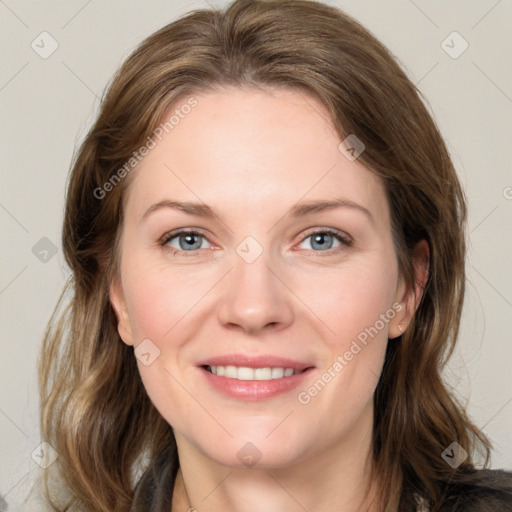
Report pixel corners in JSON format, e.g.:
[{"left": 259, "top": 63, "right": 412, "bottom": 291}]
[{"left": 436, "top": 468, "right": 512, "bottom": 511}]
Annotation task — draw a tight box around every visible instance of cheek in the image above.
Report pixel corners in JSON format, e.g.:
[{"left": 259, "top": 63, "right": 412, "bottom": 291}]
[
  {"left": 295, "top": 251, "right": 398, "bottom": 401},
  {"left": 123, "top": 259, "right": 213, "bottom": 342},
  {"left": 121, "top": 260, "right": 212, "bottom": 425},
  {"left": 300, "top": 252, "right": 399, "bottom": 347},
  {"left": 293, "top": 257, "right": 397, "bottom": 433}
]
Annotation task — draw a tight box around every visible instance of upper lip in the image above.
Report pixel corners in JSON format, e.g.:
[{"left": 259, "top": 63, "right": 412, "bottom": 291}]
[{"left": 197, "top": 354, "right": 314, "bottom": 371}]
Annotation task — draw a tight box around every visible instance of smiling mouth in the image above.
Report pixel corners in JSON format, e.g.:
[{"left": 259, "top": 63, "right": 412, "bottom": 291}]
[{"left": 202, "top": 365, "right": 309, "bottom": 381}]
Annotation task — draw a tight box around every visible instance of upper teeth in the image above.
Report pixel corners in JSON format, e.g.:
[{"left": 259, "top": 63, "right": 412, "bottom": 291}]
[{"left": 208, "top": 365, "right": 297, "bottom": 380}]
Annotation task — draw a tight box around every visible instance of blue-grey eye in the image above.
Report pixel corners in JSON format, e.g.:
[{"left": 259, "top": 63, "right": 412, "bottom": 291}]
[
  {"left": 166, "top": 232, "right": 208, "bottom": 251},
  {"left": 299, "top": 231, "right": 344, "bottom": 251}
]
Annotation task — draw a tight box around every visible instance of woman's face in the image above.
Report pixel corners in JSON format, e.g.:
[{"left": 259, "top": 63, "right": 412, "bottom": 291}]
[{"left": 110, "top": 86, "right": 413, "bottom": 469}]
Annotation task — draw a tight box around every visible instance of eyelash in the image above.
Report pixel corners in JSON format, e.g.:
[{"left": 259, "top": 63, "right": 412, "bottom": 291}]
[{"left": 158, "top": 228, "right": 353, "bottom": 257}]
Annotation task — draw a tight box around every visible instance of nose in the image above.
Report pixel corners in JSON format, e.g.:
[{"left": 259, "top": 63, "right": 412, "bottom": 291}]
[{"left": 217, "top": 249, "right": 294, "bottom": 334}]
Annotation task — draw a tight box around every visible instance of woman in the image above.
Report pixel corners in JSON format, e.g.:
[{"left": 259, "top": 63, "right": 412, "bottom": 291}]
[{"left": 36, "top": 0, "right": 512, "bottom": 510}]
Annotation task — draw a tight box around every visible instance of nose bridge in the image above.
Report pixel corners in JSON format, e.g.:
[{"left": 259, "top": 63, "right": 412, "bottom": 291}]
[{"left": 217, "top": 236, "right": 294, "bottom": 332}]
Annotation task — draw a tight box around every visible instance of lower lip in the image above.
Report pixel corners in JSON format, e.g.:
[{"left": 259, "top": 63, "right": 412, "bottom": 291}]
[{"left": 199, "top": 367, "right": 314, "bottom": 401}]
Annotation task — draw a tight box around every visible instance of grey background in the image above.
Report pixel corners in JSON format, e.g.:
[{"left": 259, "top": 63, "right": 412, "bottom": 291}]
[{"left": 1, "top": 0, "right": 511, "bottom": 508}]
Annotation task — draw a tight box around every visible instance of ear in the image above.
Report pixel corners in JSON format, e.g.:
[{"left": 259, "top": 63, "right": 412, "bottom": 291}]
[
  {"left": 109, "top": 277, "right": 134, "bottom": 346},
  {"left": 388, "top": 239, "right": 430, "bottom": 339}
]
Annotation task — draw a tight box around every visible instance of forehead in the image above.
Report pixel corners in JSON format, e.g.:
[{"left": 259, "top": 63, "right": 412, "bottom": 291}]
[{"left": 123, "top": 86, "right": 389, "bottom": 227}]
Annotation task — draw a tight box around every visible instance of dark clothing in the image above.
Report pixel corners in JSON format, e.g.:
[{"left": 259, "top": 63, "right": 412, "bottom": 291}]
[
  {"left": 129, "top": 444, "right": 512, "bottom": 511},
  {"left": 434, "top": 468, "right": 512, "bottom": 511}
]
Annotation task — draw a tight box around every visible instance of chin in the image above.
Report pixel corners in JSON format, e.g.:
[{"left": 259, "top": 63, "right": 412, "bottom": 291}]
[{"left": 196, "top": 433, "right": 313, "bottom": 470}]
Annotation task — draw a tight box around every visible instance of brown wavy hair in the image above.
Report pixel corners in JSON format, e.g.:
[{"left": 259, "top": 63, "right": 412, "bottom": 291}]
[{"left": 37, "top": 0, "right": 492, "bottom": 510}]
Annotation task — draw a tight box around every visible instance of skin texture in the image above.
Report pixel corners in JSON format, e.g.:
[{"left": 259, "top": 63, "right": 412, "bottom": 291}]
[{"left": 110, "top": 86, "right": 429, "bottom": 512}]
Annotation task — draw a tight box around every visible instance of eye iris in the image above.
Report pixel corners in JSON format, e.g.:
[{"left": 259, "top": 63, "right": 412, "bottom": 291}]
[
  {"left": 311, "top": 233, "right": 333, "bottom": 251},
  {"left": 180, "top": 233, "right": 202, "bottom": 250}
]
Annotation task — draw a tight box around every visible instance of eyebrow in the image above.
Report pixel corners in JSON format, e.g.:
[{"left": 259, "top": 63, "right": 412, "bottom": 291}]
[{"left": 141, "top": 197, "right": 374, "bottom": 225}]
